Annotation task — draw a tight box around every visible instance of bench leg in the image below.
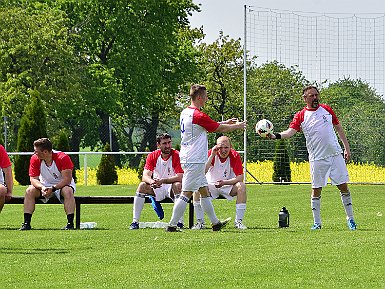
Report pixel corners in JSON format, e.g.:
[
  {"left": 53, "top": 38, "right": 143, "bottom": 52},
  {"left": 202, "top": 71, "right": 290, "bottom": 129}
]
[
  {"left": 75, "top": 201, "right": 81, "bottom": 229},
  {"left": 188, "top": 201, "right": 194, "bottom": 229}
]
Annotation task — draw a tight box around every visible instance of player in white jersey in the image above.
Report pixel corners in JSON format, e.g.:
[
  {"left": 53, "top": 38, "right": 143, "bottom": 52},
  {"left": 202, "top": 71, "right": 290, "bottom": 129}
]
[
  {"left": 268, "top": 85, "right": 357, "bottom": 230},
  {"left": 0, "top": 144, "right": 13, "bottom": 213},
  {"left": 191, "top": 136, "right": 247, "bottom": 230},
  {"left": 166, "top": 84, "right": 246, "bottom": 232},
  {"left": 20, "top": 138, "right": 76, "bottom": 230},
  {"left": 129, "top": 133, "right": 184, "bottom": 229}
]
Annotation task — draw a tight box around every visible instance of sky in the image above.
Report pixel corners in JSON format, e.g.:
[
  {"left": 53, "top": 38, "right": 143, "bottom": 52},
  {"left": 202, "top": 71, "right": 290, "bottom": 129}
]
[{"left": 190, "top": 0, "right": 385, "bottom": 43}]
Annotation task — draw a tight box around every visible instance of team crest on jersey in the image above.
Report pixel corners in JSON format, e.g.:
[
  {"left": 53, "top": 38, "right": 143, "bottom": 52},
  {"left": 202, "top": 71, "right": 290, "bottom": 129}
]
[
  {"left": 53, "top": 173, "right": 59, "bottom": 179},
  {"left": 322, "top": 115, "right": 328, "bottom": 123},
  {"left": 223, "top": 169, "right": 228, "bottom": 178}
]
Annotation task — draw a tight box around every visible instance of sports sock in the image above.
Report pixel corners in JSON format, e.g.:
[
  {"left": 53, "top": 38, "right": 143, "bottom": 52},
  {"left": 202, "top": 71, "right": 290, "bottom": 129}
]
[
  {"left": 67, "top": 213, "right": 74, "bottom": 225},
  {"left": 311, "top": 196, "right": 321, "bottom": 224},
  {"left": 133, "top": 192, "right": 146, "bottom": 223},
  {"left": 193, "top": 201, "right": 205, "bottom": 223},
  {"left": 169, "top": 195, "right": 189, "bottom": 226},
  {"left": 23, "top": 213, "right": 32, "bottom": 224},
  {"left": 235, "top": 203, "right": 246, "bottom": 221},
  {"left": 200, "top": 197, "right": 219, "bottom": 225},
  {"left": 340, "top": 191, "right": 354, "bottom": 220}
]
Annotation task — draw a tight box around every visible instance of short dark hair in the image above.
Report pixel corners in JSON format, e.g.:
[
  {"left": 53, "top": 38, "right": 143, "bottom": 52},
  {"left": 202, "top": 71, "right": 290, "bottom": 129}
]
[
  {"left": 189, "top": 84, "right": 207, "bottom": 100},
  {"left": 302, "top": 85, "right": 319, "bottom": 97},
  {"left": 33, "top": 138, "right": 53, "bottom": 152},
  {"left": 156, "top": 133, "right": 172, "bottom": 144}
]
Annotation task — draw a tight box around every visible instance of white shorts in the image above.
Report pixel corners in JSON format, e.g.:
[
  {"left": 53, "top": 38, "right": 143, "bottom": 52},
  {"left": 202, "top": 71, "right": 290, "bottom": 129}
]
[
  {"left": 153, "top": 184, "right": 172, "bottom": 201},
  {"left": 310, "top": 154, "right": 349, "bottom": 188},
  {"left": 41, "top": 184, "right": 76, "bottom": 204},
  {"left": 181, "top": 163, "right": 208, "bottom": 192},
  {"left": 208, "top": 183, "right": 234, "bottom": 200}
]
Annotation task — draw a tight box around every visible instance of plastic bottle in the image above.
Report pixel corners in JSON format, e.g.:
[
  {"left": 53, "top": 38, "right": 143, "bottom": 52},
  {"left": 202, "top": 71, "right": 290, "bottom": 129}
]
[
  {"left": 278, "top": 207, "right": 289, "bottom": 228},
  {"left": 80, "top": 222, "right": 97, "bottom": 229}
]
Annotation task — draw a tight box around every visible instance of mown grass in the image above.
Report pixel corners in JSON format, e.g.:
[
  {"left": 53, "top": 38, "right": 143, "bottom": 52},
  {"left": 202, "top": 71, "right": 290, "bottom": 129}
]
[{"left": 1, "top": 184, "right": 384, "bottom": 288}]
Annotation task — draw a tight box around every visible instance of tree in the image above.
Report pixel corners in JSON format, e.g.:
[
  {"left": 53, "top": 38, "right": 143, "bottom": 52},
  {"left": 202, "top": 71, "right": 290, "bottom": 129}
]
[
  {"left": 196, "top": 33, "right": 246, "bottom": 148},
  {"left": 321, "top": 78, "right": 385, "bottom": 165},
  {"left": 272, "top": 140, "right": 291, "bottom": 183},
  {"left": 247, "top": 61, "right": 308, "bottom": 162},
  {"left": 52, "top": 129, "right": 77, "bottom": 182},
  {"left": 14, "top": 91, "right": 47, "bottom": 185},
  {"left": 96, "top": 143, "right": 118, "bottom": 185}
]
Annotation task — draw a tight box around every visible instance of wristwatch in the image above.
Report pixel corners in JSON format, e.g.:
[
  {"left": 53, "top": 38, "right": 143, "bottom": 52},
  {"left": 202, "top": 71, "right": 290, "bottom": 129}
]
[{"left": 52, "top": 186, "right": 57, "bottom": 192}]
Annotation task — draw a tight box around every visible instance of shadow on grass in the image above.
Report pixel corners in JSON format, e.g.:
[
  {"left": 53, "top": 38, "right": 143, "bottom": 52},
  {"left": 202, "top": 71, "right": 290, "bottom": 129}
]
[{"left": 0, "top": 247, "right": 70, "bottom": 254}]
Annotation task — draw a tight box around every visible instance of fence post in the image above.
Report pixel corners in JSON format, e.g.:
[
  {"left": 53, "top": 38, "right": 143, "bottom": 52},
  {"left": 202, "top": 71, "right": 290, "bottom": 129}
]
[{"left": 84, "top": 154, "right": 88, "bottom": 186}]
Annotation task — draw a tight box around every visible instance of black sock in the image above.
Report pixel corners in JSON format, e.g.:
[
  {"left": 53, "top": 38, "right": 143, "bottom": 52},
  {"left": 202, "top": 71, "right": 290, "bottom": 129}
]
[
  {"left": 24, "top": 213, "right": 32, "bottom": 224},
  {"left": 67, "top": 213, "right": 74, "bottom": 225}
]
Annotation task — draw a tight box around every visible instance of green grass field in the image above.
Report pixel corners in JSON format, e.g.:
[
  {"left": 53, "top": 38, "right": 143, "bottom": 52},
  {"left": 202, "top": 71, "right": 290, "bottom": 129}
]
[{"left": 1, "top": 185, "right": 384, "bottom": 288}]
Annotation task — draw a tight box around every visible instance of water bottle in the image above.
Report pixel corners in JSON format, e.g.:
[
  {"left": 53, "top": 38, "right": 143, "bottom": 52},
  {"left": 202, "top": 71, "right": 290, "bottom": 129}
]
[
  {"left": 278, "top": 207, "right": 289, "bottom": 228},
  {"left": 80, "top": 222, "right": 97, "bottom": 229}
]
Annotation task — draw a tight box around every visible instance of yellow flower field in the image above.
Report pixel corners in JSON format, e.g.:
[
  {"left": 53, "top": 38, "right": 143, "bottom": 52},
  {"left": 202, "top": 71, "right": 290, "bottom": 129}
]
[{"left": 75, "top": 161, "right": 385, "bottom": 185}]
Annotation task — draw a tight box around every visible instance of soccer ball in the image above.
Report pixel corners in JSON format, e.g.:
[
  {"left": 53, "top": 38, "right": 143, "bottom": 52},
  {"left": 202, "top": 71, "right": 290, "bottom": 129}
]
[{"left": 255, "top": 119, "right": 274, "bottom": 138}]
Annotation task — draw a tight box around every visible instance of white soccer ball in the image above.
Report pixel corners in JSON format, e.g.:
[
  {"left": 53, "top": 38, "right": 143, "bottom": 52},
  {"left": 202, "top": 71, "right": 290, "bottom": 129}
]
[{"left": 255, "top": 119, "right": 274, "bottom": 138}]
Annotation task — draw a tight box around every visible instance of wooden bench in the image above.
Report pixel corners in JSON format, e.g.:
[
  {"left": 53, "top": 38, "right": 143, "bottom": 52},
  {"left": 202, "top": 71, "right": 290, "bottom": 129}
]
[{"left": 6, "top": 196, "right": 194, "bottom": 229}]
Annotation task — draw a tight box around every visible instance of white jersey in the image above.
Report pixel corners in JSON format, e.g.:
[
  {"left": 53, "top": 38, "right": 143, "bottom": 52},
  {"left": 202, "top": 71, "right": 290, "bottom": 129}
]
[
  {"left": 206, "top": 155, "right": 235, "bottom": 183},
  {"left": 39, "top": 161, "right": 76, "bottom": 188},
  {"left": 290, "top": 104, "right": 342, "bottom": 161},
  {"left": 179, "top": 106, "right": 219, "bottom": 164}
]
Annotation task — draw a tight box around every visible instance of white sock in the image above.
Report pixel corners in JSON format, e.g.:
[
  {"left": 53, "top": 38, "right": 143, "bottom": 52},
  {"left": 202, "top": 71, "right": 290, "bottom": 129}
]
[
  {"left": 169, "top": 195, "right": 189, "bottom": 226},
  {"left": 340, "top": 191, "right": 354, "bottom": 220},
  {"left": 194, "top": 201, "right": 205, "bottom": 223},
  {"left": 311, "top": 196, "right": 321, "bottom": 224},
  {"left": 235, "top": 203, "right": 246, "bottom": 221},
  {"left": 200, "top": 197, "right": 219, "bottom": 224},
  {"left": 133, "top": 192, "right": 145, "bottom": 223}
]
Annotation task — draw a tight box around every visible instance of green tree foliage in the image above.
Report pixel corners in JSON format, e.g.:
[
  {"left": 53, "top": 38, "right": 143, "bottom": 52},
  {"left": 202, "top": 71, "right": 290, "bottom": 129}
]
[
  {"left": 272, "top": 140, "right": 291, "bottom": 183},
  {"left": 52, "top": 130, "right": 77, "bottom": 182},
  {"left": 321, "top": 78, "right": 385, "bottom": 165},
  {"left": 14, "top": 91, "right": 47, "bottom": 185},
  {"left": 195, "top": 33, "right": 248, "bottom": 148},
  {"left": 96, "top": 143, "right": 118, "bottom": 185},
  {"left": 247, "top": 61, "right": 307, "bottom": 162}
]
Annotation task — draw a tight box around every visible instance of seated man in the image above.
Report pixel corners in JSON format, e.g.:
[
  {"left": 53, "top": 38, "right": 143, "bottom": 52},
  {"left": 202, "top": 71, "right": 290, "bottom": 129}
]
[
  {"left": 192, "top": 136, "right": 247, "bottom": 230},
  {"left": 0, "top": 144, "right": 13, "bottom": 213},
  {"left": 20, "top": 138, "right": 76, "bottom": 230},
  {"left": 129, "top": 133, "right": 184, "bottom": 229}
]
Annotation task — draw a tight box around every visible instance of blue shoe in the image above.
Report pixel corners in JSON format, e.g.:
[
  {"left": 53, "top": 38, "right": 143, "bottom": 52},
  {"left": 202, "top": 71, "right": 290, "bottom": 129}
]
[
  {"left": 347, "top": 219, "right": 357, "bottom": 230},
  {"left": 177, "top": 222, "right": 184, "bottom": 229},
  {"left": 311, "top": 223, "right": 322, "bottom": 230},
  {"left": 149, "top": 196, "right": 164, "bottom": 220},
  {"left": 129, "top": 222, "right": 139, "bottom": 230}
]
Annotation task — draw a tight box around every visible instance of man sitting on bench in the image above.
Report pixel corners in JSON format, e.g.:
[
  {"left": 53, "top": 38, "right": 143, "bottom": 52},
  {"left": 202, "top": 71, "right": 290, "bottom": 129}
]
[
  {"left": 20, "top": 138, "right": 76, "bottom": 230},
  {"left": 129, "top": 133, "right": 184, "bottom": 229}
]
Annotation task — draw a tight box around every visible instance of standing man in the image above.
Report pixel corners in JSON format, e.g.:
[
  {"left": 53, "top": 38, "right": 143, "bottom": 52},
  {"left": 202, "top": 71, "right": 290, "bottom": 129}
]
[
  {"left": 0, "top": 144, "right": 13, "bottom": 213},
  {"left": 192, "top": 136, "right": 247, "bottom": 230},
  {"left": 268, "top": 85, "right": 357, "bottom": 230},
  {"left": 166, "top": 84, "right": 246, "bottom": 232},
  {"left": 129, "top": 133, "right": 184, "bottom": 229},
  {"left": 20, "top": 138, "right": 76, "bottom": 230}
]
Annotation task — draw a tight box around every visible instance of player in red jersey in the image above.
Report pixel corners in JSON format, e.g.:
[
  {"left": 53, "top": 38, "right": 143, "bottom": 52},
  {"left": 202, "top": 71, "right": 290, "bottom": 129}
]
[
  {"left": 20, "top": 138, "right": 76, "bottom": 230},
  {"left": 0, "top": 144, "right": 13, "bottom": 213}
]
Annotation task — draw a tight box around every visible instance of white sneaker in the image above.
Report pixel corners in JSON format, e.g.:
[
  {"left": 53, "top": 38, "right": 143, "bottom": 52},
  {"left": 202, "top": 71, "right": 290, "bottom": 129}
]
[
  {"left": 191, "top": 222, "right": 205, "bottom": 230},
  {"left": 234, "top": 220, "right": 247, "bottom": 230}
]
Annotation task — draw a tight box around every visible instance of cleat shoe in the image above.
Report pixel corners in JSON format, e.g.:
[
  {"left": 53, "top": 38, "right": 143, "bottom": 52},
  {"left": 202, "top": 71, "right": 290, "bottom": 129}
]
[
  {"left": 191, "top": 222, "right": 205, "bottom": 230},
  {"left": 212, "top": 217, "right": 231, "bottom": 231},
  {"left": 311, "top": 223, "right": 322, "bottom": 230},
  {"left": 19, "top": 223, "right": 31, "bottom": 231},
  {"left": 149, "top": 196, "right": 164, "bottom": 220},
  {"left": 234, "top": 220, "right": 247, "bottom": 230},
  {"left": 347, "top": 219, "right": 357, "bottom": 230},
  {"left": 129, "top": 222, "right": 139, "bottom": 230},
  {"left": 177, "top": 222, "right": 184, "bottom": 229},
  {"left": 63, "top": 223, "right": 75, "bottom": 230},
  {"left": 165, "top": 225, "right": 179, "bottom": 232}
]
